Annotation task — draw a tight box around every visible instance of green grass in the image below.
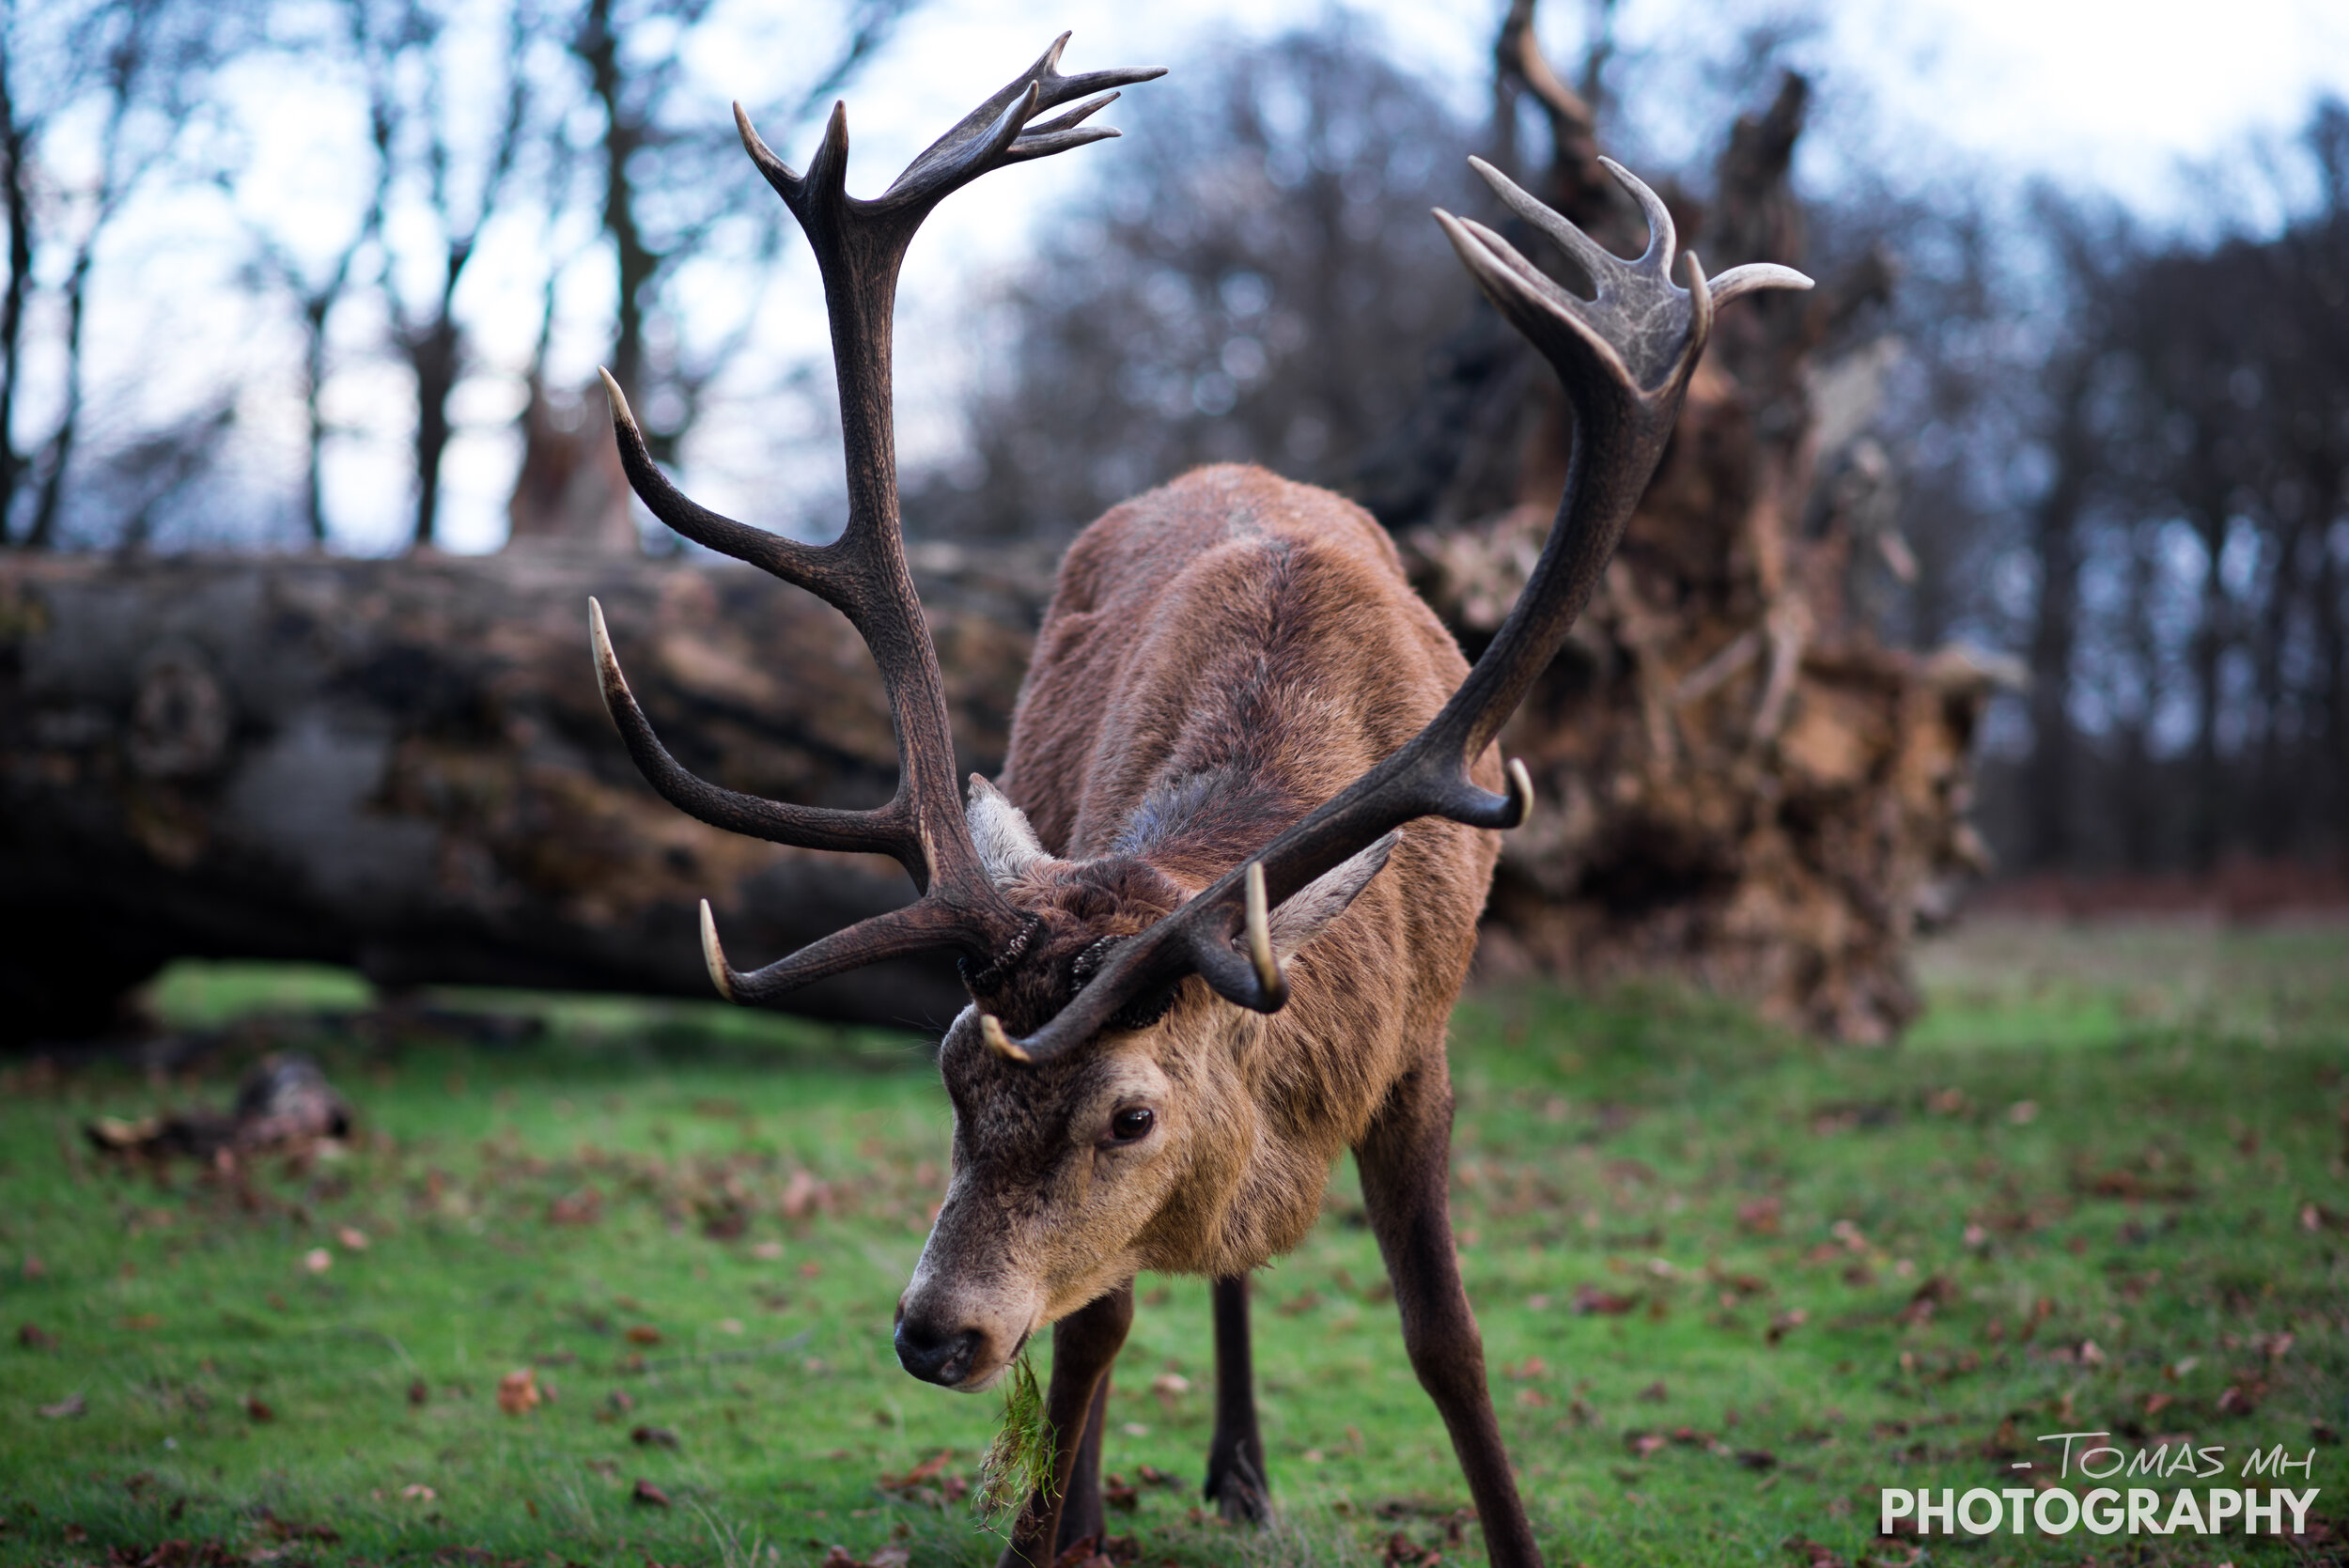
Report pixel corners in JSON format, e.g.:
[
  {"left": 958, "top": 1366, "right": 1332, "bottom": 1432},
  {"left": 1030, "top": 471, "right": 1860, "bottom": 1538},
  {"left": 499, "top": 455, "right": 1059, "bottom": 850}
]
[{"left": 2, "top": 920, "right": 2342, "bottom": 1567}]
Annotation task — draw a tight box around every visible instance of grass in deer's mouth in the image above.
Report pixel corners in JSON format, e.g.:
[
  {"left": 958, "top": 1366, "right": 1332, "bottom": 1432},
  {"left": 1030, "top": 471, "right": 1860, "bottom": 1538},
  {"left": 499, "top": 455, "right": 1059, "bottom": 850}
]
[{"left": 973, "top": 1351, "right": 1055, "bottom": 1525}]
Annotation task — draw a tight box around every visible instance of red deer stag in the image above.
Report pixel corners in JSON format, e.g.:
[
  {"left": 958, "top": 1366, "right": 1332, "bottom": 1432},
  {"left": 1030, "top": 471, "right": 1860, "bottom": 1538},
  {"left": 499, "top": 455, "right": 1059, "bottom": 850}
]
[{"left": 583, "top": 36, "right": 1808, "bottom": 1568}]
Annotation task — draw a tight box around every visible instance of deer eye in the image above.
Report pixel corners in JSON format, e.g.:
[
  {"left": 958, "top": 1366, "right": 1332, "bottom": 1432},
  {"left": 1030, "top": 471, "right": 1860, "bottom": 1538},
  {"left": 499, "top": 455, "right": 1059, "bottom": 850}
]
[{"left": 1108, "top": 1107, "right": 1156, "bottom": 1143}]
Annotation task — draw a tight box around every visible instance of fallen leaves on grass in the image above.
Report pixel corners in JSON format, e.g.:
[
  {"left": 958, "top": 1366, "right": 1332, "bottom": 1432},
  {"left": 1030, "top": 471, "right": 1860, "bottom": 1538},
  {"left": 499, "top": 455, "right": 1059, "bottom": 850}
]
[
  {"left": 1766, "top": 1309, "right": 1808, "bottom": 1345},
  {"left": 2073, "top": 1160, "right": 2197, "bottom": 1203},
  {"left": 19, "top": 1323, "right": 55, "bottom": 1349},
  {"left": 548, "top": 1188, "right": 601, "bottom": 1226},
  {"left": 2217, "top": 1377, "right": 2265, "bottom": 1416},
  {"left": 101, "top": 1542, "right": 241, "bottom": 1566},
  {"left": 623, "top": 1324, "right": 662, "bottom": 1345},
  {"left": 495, "top": 1369, "right": 539, "bottom": 1415},
  {"left": 1571, "top": 1284, "right": 1639, "bottom": 1315},
  {"left": 1980, "top": 1418, "right": 2024, "bottom": 1459},
  {"left": 821, "top": 1545, "right": 913, "bottom": 1568},
  {"left": 1894, "top": 1275, "right": 1953, "bottom": 1328},
  {"left": 1382, "top": 1533, "right": 1440, "bottom": 1568},
  {"left": 241, "top": 1394, "right": 272, "bottom": 1422},
  {"left": 879, "top": 1451, "right": 955, "bottom": 1492},
  {"left": 1781, "top": 1536, "right": 1845, "bottom": 1568},
  {"left": 630, "top": 1479, "right": 671, "bottom": 1508},
  {"left": 301, "top": 1248, "right": 332, "bottom": 1274},
  {"left": 257, "top": 1511, "right": 339, "bottom": 1545},
  {"left": 876, "top": 1449, "right": 970, "bottom": 1511},
  {"left": 630, "top": 1423, "right": 678, "bottom": 1449}
]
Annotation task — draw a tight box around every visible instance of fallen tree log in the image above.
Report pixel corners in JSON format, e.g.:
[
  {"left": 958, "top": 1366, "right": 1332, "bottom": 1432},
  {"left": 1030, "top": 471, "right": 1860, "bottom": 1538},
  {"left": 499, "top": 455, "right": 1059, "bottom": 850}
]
[
  {"left": 0, "top": 30, "right": 1999, "bottom": 1048},
  {"left": 0, "top": 543, "right": 1044, "bottom": 1046}
]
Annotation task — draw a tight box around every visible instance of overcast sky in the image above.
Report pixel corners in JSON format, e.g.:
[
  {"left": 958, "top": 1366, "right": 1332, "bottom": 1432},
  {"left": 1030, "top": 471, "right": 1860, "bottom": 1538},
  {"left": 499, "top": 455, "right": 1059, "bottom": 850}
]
[
  {"left": 616, "top": 0, "right": 2349, "bottom": 550},
  {"left": 119, "top": 0, "right": 2349, "bottom": 554}
]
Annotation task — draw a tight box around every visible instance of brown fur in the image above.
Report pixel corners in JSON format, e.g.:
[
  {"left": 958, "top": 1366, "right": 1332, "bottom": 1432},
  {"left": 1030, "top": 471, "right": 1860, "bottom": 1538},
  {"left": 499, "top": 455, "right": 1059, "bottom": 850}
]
[
  {"left": 1008, "top": 459, "right": 1498, "bottom": 1237},
  {"left": 898, "top": 461, "right": 1502, "bottom": 1417}
]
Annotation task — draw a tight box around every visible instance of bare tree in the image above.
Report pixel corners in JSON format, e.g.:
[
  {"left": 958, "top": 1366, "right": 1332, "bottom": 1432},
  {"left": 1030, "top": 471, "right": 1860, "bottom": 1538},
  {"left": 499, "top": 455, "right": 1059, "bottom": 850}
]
[
  {"left": 1979, "top": 99, "right": 2349, "bottom": 881},
  {"left": 565, "top": 0, "right": 915, "bottom": 461},
  {"left": 222, "top": 0, "right": 398, "bottom": 548},
  {"left": 356, "top": 0, "right": 536, "bottom": 551},
  {"left": 0, "top": 0, "right": 239, "bottom": 549}
]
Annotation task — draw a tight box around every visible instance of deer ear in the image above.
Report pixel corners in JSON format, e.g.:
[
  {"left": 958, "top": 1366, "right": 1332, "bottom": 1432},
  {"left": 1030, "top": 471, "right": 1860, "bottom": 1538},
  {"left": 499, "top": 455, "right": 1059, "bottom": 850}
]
[
  {"left": 967, "top": 775, "right": 1050, "bottom": 888},
  {"left": 1268, "top": 831, "right": 1400, "bottom": 959}
]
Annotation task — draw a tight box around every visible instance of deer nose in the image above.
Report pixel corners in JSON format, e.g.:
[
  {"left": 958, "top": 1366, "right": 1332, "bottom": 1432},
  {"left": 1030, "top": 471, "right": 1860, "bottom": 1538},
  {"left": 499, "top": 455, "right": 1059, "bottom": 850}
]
[{"left": 894, "top": 1312, "right": 984, "bottom": 1387}]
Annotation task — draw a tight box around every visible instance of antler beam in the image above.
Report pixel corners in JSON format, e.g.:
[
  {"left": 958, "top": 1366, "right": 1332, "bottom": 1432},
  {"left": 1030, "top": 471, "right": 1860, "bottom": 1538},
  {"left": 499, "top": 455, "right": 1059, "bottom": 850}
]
[
  {"left": 990, "top": 158, "right": 1812, "bottom": 1062},
  {"left": 591, "top": 38, "right": 1162, "bottom": 999}
]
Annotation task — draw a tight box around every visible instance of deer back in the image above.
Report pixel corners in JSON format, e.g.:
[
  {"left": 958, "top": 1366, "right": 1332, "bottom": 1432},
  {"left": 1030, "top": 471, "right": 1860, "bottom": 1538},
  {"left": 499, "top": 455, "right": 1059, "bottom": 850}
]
[{"left": 1003, "top": 462, "right": 1503, "bottom": 1141}]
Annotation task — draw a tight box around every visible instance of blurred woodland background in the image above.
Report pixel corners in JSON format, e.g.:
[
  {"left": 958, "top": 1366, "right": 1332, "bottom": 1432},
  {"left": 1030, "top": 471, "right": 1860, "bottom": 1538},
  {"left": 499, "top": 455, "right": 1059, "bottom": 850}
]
[{"left": 2, "top": 0, "right": 2345, "bottom": 1047}]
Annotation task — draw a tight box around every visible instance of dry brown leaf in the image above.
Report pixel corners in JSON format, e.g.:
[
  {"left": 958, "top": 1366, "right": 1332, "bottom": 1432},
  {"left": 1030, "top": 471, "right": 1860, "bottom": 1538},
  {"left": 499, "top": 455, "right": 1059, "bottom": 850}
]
[
  {"left": 496, "top": 1369, "right": 540, "bottom": 1415},
  {"left": 1572, "top": 1284, "right": 1639, "bottom": 1315}
]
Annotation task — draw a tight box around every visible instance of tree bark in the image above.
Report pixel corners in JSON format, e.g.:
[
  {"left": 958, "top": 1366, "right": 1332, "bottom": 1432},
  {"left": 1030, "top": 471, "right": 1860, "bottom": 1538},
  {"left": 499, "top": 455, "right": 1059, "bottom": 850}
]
[{"left": 0, "top": 544, "right": 1046, "bottom": 1047}]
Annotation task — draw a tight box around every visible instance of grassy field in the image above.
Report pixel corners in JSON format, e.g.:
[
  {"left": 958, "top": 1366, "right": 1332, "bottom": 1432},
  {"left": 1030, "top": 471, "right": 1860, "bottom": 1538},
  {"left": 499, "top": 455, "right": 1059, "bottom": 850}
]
[{"left": 1, "top": 918, "right": 2342, "bottom": 1568}]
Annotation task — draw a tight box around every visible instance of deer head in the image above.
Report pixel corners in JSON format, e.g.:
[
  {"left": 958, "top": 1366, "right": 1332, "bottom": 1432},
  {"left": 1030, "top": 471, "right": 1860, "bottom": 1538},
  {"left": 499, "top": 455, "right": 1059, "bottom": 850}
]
[
  {"left": 894, "top": 782, "right": 1400, "bottom": 1388},
  {"left": 586, "top": 44, "right": 1808, "bottom": 1395}
]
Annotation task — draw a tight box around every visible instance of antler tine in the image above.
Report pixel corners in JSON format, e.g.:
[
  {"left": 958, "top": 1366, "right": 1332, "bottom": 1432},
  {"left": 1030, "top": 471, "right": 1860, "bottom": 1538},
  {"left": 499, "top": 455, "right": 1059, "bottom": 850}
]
[
  {"left": 599, "top": 372, "right": 852, "bottom": 605},
  {"left": 1706, "top": 261, "right": 1815, "bottom": 308},
  {"left": 885, "top": 35, "right": 1164, "bottom": 211},
  {"left": 1601, "top": 155, "right": 1678, "bottom": 269},
  {"left": 734, "top": 101, "right": 804, "bottom": 203},
  {"left": 601, "top": 42, "right": 1160, "bottom": 1008},
  {"left": 995, "top": 160, "right": 1811, "bottom": 1065},
  {"left": 589, "top": 598, "right": 913, "bottom": 862},
  {"left": 1468, "top": 154, "right": 1625, "bottom": 290},
  {"left": 1003, "top": 92, "right": 1128, "bottom": 163},
  {"left": 699, "top": 893, "right": 994, "bottom": 1005}
]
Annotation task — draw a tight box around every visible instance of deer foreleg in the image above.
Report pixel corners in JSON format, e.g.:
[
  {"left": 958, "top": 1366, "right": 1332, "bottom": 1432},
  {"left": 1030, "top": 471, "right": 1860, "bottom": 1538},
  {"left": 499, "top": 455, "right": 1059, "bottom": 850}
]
[
  {"left": 1203, "top": 1273, "right": 1271, "bottom": 1522},
  {"left": 1358, "top": 1064, "right": 1543, "bottom": 1568},
  {"left": 1057, "top": 1375, "right": 1112, "bottom": 1554},
  {"left": 1000, "top": 1281, "right": 1133, "bottom": 1568}
]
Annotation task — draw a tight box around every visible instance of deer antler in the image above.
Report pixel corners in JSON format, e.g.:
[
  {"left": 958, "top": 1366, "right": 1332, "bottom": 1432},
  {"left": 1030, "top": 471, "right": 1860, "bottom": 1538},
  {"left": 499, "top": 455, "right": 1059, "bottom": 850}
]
[
  {"left": 591, "top": 38, "right": 1163, "bottom": 1003},
  {"left": 987, "top": 156, "right": 1812, "bottom": 1063}
]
